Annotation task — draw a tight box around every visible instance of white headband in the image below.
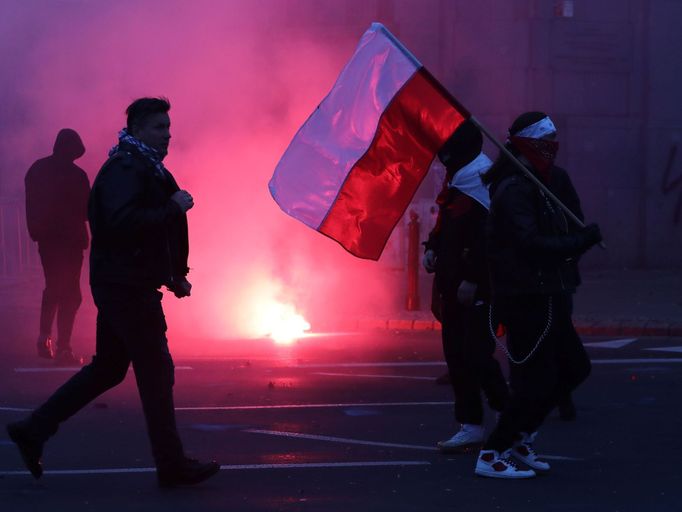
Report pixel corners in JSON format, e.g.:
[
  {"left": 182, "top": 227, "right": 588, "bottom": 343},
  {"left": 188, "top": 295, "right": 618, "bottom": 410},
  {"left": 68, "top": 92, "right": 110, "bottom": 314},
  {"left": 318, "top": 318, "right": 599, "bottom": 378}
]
[{"left": 514, "top": 116, "right": 556, "bottom": 139}]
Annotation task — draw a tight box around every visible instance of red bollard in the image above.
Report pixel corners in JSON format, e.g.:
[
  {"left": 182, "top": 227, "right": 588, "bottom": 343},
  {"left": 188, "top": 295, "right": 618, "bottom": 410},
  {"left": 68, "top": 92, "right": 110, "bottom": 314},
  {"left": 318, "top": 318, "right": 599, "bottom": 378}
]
[{"left": 406, "top": 210, "right": 420, "bottom": 311}]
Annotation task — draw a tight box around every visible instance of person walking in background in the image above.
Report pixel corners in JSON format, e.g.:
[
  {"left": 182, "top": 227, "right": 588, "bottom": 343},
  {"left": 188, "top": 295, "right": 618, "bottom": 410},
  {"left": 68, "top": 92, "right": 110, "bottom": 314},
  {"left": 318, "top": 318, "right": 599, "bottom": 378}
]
[
  {"left": 25, "top": 128, "right": 90, "bottom": 365},
  {"left": 423, "top": 120, "right": 508, "bottom": 453},
  {"left": 474, "top": 111, "right": 602, "bottom": 479},
  {"left": 8, "top": 97, "right": 219, "bottom": 487}
]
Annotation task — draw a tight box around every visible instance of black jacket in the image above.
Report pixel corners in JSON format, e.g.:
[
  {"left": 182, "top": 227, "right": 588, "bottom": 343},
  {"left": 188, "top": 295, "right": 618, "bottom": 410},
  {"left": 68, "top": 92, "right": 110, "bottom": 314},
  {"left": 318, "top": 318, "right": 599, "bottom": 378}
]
[
  {"left": 88, "top": 142, "right": 189, "bottom": 289},
  {"left": 425, "top": 188, "right": 490, "bottom": 301},
  {"left": 486, "top": 166, "right": 589, "bottom": 297}
]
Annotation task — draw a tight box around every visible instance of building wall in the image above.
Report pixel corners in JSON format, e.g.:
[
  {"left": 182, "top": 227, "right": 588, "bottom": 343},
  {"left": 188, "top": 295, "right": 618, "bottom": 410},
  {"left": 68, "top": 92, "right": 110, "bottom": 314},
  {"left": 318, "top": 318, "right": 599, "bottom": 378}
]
[{"left": 380, "top": 0, "right": 681, "bottom": 269}]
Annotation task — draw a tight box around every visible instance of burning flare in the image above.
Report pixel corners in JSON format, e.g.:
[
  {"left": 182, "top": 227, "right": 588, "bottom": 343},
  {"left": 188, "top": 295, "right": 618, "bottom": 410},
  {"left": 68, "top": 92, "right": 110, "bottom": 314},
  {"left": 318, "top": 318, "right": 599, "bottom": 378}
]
[{"left": 261, "top": 301, "right": 311, "bottom": 345}]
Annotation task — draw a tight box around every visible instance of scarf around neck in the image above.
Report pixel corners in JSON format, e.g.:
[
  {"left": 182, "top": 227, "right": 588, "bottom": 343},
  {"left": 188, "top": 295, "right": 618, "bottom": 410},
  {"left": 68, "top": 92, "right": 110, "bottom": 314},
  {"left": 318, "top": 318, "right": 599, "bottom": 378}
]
[{"left": 109, "top": 128, "right": 166, "bottom": 178}]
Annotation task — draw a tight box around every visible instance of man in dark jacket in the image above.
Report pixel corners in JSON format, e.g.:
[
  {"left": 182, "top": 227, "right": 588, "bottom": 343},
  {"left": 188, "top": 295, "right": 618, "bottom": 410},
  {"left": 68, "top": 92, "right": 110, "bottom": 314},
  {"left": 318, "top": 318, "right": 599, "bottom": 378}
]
[
  {"left": 25, "top": 129, "right": 90, "bottom": 364},
  {"left": 7, "top": 98, "right": 219, "bottom": 487},
  {"left": 474, "top": 111, "right": 602, "bottom": 479},
  {"left": 423, "top": 121, "right": 508, "bottom": 452}
]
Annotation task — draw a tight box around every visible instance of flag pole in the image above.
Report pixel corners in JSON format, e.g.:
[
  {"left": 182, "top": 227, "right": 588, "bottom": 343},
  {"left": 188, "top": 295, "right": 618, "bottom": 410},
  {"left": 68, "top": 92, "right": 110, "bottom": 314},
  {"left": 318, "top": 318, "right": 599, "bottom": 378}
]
[
  {"left": 469, "top": 116, "right": 584, "bottom": 226},
  {"left": 469, "top": 116, "right": 606, "bottom": 248}
]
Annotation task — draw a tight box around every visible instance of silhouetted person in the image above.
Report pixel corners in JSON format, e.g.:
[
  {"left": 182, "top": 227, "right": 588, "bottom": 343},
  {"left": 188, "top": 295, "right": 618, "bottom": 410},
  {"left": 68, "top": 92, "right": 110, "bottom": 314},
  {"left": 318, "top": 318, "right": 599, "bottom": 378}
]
[
  {"left": 7, "top": 97, "right": 219, "bottom": 487},
  {"left": 25, "top": 129, "right": 90, "bottom": 365},
  {"left": 423, "top": 121, "right": 508, "bottom": 452}
]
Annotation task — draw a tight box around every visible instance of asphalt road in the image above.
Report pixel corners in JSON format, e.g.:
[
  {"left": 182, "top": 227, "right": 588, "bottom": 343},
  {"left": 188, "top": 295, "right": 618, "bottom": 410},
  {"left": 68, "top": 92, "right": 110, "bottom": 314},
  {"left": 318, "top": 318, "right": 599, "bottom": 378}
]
[{"left": 1, "top": 331, "right": 681, "bottom": 512}]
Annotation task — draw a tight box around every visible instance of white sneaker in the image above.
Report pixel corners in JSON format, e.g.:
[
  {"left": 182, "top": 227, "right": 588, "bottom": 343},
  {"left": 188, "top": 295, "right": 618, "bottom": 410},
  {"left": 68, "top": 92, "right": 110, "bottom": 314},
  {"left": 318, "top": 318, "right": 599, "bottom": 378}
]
[
  {"left": 437, "top": 424, "right": 484, "bottom": 453},
  {"left": 511, "top": 432, "right": 551, "bottom": 472},
  {"left": 475, "top": 449, "right": 536, "bottom": 479}
]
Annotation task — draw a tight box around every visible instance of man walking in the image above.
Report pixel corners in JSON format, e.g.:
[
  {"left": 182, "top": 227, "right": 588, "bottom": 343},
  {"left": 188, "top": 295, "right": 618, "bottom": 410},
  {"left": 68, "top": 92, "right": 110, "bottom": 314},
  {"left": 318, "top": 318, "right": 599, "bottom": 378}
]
[{"left": 7, "top": 97, "right": 219, "bottom": 487}]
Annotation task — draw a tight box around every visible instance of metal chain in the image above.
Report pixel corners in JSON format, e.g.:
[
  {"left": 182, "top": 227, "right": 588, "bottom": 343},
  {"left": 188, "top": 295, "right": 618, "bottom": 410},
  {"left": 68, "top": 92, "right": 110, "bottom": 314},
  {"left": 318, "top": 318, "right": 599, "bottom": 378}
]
[{"left": 488, "top": 297, "right": 553, "bottom": 365}]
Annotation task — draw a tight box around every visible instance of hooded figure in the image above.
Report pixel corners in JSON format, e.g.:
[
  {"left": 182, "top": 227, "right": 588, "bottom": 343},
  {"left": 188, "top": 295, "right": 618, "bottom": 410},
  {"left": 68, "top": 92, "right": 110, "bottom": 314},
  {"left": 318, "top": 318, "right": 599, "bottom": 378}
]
[
  {"left": 25, "top": 128, "right": 90, "bottom": 364},
  {"left": 423, "top": 120, "right": 509, "bottom": 454}
]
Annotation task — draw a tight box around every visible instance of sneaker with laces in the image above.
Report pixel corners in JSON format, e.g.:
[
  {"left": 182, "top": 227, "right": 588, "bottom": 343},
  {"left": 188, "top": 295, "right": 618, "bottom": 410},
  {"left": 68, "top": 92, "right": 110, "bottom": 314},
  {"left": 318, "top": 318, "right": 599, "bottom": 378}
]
[
  {"left": 54, "top": 350, "right": 83, "bottom": 367},
  {"left": 475, "top": 449, "right": 536, "bottom": 479},
  {"left": 511, "top": 432, "right": 551, "bottom": 472},
  {"left": 36, "top": 336, "right": 54, "bottom": 359},
  {"left": 157, "top": 457, "right": 220, "bottom": 488},
  {"left": 437, "top": 424, "right": 485, "bottom": 453}
]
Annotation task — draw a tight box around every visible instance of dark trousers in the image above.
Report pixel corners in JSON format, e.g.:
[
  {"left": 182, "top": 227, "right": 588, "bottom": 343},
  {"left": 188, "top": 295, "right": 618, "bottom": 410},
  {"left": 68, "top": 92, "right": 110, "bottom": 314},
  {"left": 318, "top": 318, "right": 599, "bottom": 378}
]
[
  {"left": 31, "top": 285, "right": 185, "bottom": 468},
  {"left": 38, "top": 243, "right": 83, "bottom": 351},
  {"left": 484, "top": 293, "right": 591, "bottom": 452},
  {"left": 440, "top": 295, "right": 508, "bottom": 425}
]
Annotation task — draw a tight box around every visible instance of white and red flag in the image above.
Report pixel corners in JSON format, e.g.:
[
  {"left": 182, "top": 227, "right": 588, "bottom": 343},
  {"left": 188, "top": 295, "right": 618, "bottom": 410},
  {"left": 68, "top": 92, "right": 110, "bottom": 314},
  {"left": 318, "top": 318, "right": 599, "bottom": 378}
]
[{"left": 269, "top": 23, "right": 469, "bottom": 260}]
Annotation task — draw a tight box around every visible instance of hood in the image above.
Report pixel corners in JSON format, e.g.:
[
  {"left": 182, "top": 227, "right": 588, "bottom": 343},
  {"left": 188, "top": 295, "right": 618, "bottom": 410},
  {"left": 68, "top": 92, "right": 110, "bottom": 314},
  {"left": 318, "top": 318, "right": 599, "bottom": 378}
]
[{"left": 53, "top": 128, "right": 85, "bottom": 161}]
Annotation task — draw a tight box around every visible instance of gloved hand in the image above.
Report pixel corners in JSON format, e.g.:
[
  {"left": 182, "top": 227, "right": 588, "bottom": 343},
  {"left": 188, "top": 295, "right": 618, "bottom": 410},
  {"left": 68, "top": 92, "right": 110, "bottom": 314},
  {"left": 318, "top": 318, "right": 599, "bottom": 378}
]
[
  {"left": 578, "top": 223, "right": 602, "bottom": 250},
  {"left": 422, "top": 249, "right": 437, "bottom": 273},
  {"left": 168, "top": 277, "right": 192, "bottom": 298}
]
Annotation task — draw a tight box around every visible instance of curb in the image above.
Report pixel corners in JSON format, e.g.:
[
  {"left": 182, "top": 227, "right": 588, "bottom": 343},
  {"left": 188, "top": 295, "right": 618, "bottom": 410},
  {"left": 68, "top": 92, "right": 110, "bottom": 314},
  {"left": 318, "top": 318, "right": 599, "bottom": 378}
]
[{"left": 351, "top": 318, "right": 682, "bottom": 337}]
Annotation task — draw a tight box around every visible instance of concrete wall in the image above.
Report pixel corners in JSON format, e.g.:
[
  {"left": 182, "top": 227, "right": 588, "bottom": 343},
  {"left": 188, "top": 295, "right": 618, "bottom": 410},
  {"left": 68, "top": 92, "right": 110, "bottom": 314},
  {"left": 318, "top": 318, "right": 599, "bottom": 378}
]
[{"left": 380, "top": 0, "right": 681, "bottom": 269}]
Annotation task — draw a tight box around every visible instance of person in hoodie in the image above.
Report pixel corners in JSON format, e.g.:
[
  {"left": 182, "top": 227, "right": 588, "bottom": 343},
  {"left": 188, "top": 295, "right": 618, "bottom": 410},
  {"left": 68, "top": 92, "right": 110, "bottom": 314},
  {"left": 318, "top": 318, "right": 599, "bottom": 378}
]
[
  {"left": 25, "top": 129, "right": 90, "bottom": 365},
  {"left": 473, "top": 111, "right": 602, "bottom": 479},
  {"left": 423, "top": 120, "right": 509, "bottom": 452}
]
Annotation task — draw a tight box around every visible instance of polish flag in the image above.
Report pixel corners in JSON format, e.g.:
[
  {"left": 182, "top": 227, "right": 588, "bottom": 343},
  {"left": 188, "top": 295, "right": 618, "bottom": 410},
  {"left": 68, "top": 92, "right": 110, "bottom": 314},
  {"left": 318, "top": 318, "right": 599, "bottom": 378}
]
[{"left": 269, "top": 23, "right": 469, "bottom": 260}]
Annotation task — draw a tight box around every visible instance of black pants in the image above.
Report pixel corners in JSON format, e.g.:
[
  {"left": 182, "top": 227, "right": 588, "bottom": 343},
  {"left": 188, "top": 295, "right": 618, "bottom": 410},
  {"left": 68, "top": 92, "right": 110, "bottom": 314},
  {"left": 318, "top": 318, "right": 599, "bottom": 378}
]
[
  {"left": 484, "top": 293, "right": 591, "bottom": 452},
  {"left": 38, "top": 243, "right": 83, "bottom": 351},
  {"left": 31, "top": 285, "right": 185, "bottom": 468},
  {"left": 440, "top": 295, "right": 508, "bottom": 425}
]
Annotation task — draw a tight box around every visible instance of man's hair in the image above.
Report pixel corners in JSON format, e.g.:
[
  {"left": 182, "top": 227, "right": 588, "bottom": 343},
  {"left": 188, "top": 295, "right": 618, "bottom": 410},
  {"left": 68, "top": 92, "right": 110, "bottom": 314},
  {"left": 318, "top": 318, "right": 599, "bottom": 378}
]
[{"left": 126, "top": 97, "right": 171, "bottom": 131}]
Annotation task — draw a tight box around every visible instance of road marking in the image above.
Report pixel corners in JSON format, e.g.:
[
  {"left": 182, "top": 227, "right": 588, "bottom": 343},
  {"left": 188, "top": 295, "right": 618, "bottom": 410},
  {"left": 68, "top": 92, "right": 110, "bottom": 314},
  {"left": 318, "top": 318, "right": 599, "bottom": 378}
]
[
  {"left": 314, "top": 372, "right": 436, "bottom": 381},
  {"left": 176, "top": 401, "right": 451, "bottom": 411},
  {"left": 584, "top": 338, "right": 637, "bottom": 349},
  {"left": 246, "top": 429, "right": 437, "bottom": 451},
  {"left": 592, "top": 358, "right": 682, "bottom": 364},
  {"left": 645, "top": 346, "right": 682, "bottom": 354},
  {"left": 0, "top": 406, "right": 31, "bottom": 412},
  {"left": 0, "top": 460, "right": 430, "bottom": 477},
  {"left": 13, "top": 366, "right": 194, "bottom": 373},
  {"left": 296, "top": 362, "right": 446, "bottom": 368}
]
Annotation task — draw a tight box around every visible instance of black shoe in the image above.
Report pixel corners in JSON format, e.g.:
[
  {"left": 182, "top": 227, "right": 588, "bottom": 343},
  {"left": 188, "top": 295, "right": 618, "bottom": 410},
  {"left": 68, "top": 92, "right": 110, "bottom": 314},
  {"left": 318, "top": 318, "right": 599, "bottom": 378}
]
[
  {"left": 36, "top": 337, "right": 54, "bottom": 359},
  {"left": 157, "top": 457, "right": 220, "bottom": 488},
  {"left": 54, "top": 350, "right": 83, "bottom": 367},
  {"left": 6, "top": 420, "right": 44, "bottom": 479}
]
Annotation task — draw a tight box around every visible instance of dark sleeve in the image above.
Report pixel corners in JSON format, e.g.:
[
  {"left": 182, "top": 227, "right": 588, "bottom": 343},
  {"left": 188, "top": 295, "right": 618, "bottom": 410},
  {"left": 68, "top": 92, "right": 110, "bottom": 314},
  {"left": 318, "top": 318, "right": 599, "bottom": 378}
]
[
  {"left": 423, "top": 209, "right": 443, "bottom": 253},
  {"left": 498, "top": 181, "right": 589, "bottom": 261},
  {"left": 461, "top": 203, "right": 488, "bottom": 284},
  {"left": 552, "top": 167, "right": 584, "bottom": 231},
  {"left": 94, "top": 158, "right": 182, "bottom": 234},
  {"left": 24, "top": 163, "right": 47, "bottom": 242}
]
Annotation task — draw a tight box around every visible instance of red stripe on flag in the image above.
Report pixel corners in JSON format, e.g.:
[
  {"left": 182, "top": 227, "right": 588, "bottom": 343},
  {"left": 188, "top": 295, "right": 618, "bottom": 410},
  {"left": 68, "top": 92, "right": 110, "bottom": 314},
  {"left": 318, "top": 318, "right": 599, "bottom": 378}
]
[{"left": 318, "top": 68, "right": 468, "bottom": 260}]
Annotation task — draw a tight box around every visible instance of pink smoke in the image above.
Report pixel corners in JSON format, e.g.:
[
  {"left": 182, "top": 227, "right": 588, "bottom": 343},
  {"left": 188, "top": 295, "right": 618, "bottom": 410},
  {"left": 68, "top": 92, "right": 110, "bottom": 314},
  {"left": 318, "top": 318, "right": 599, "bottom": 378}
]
[{"left": 1, "top": 1, "right": 400, "bottom": 347}]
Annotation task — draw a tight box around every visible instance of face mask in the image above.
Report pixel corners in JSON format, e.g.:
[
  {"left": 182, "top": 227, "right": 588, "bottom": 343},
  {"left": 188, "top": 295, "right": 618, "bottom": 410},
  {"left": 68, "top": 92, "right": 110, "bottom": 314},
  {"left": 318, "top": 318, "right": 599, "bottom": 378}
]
[{"left": 510, "top": 136, "right": 559, "bottom": 183}]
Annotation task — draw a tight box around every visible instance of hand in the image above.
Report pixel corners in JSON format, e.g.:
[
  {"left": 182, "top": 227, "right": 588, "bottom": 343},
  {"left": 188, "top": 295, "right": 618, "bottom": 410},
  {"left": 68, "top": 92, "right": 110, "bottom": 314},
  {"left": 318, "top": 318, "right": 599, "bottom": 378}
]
[
  {"left": 456, "top": 280, "right": 477, "bottom": 306},
  {"left": 422, "top": 249, "right": 437, "bottom": 273},
  {"left": 171, "top": 190, "right": 194, "bottom": 212},
  {"left": 169, "top": 278, "right": 192, "bottom": 298}
]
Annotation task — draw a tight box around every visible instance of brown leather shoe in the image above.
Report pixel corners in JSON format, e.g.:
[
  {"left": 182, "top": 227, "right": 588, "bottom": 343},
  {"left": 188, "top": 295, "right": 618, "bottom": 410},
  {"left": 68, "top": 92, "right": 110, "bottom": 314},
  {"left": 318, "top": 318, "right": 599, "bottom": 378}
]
[{"left": 6, "top": 420, "right": 44, "bottom": 479}]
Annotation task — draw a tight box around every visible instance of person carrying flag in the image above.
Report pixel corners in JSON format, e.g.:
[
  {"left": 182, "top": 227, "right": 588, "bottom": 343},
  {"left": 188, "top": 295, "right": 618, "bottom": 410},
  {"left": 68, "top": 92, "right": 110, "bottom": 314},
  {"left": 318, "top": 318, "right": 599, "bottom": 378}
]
[
  {"left": 423, "top": 120, "right": 508, "bottom": 452},
  {"left": 473, "top": 111, "right": 602, "bottom": 479}
]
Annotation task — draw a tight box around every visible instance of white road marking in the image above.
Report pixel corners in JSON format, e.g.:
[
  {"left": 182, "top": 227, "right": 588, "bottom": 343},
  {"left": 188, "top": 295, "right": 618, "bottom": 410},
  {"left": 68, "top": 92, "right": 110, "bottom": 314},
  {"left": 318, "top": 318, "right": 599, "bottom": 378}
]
[
  {"left": 0, "top": 407, "right": 31, "bottom": 412},
  {"left": 296, "top": 362, "right": 446, "bottom": 368},
  {"left": 314, "top": 372, "right": 436, "bottom": 381},
  {"left": 13, "top": 366, "right": 193, "bottom": 373},
  {"left": 592, "top": 358, "right": 682, "bottom": 364},
  {"left": 0, "top": 460, "right": 430, "bottom": 477},
  {"left": 583, "top": 338, "right": 637, "bottom": 349},
  {"left": 176, "top": 401, "right": 451, "bottom": 411},
  {"left": 246, "top": 429, "right": 437, "bottom": 451},
  {"left": 645, "top": 346, "right": 682, "bottom": 354}
]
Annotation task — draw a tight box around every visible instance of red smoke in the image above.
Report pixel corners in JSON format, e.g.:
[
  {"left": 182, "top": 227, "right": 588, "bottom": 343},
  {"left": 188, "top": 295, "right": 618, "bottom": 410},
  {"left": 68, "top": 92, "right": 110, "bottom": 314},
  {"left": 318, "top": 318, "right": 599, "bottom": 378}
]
[{"left": 1, "top": 1, "right": 399, "bottom": 348}]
